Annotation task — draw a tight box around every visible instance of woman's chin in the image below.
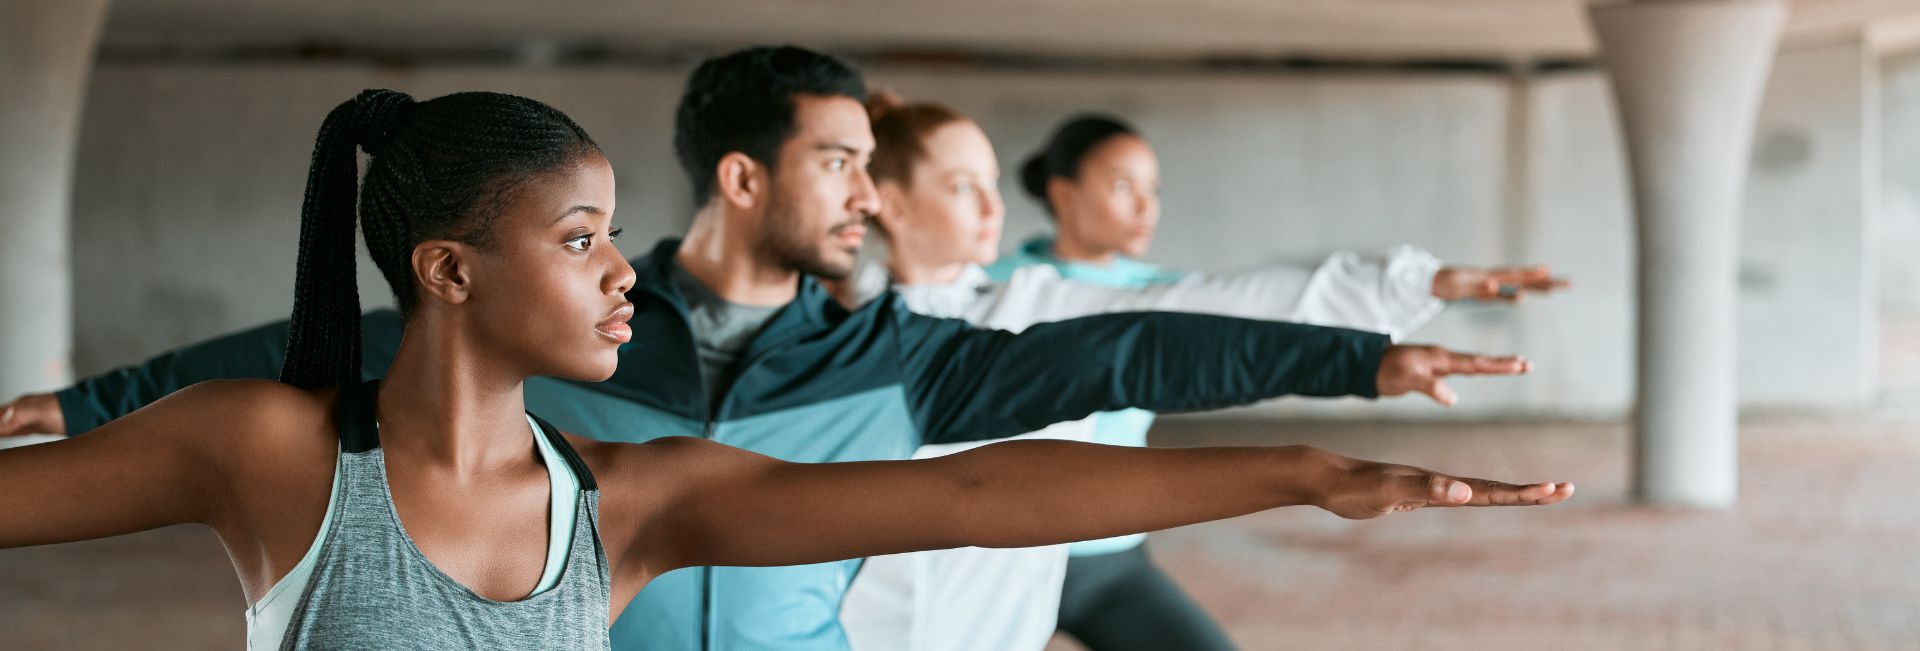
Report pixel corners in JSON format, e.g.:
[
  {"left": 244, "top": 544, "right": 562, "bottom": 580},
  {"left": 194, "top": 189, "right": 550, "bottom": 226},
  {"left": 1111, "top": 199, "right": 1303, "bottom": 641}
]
[
  {"left": 967, "top": 246, "right": 998, "bottom": 266},
  {"left": 551, "top": 358, "right": 620, "bottom": 383}
]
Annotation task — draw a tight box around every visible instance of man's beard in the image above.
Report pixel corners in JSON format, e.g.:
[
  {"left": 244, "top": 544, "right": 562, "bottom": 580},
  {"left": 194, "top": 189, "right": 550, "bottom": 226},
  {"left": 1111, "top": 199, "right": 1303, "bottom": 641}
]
[{"left": 758, "top": 193, "right": 861, "bottom": 281}]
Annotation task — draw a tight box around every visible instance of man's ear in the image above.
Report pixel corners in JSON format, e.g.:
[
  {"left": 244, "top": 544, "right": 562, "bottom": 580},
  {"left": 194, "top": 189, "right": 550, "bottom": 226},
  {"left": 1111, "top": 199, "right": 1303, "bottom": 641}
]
[
  {"left": 412, "top": 240, "right": 473, "bottom": 306},
  {"left": 715, "top": 152, "right": 765, "bottom": 211}
]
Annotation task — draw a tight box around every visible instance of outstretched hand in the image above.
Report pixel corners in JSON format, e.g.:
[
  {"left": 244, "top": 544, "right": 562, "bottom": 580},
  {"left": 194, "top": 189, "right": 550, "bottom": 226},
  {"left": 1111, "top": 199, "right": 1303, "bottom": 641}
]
[
  {"left": 0, "top": 393, "right": 66, "bottom": 438},
  {"left": 1317, "top": 458, "right": 1574, "bottom": 520},
  {"left": 1432, "top": 265, "right": 1569, "bottom": 302},
  {"left": 1376, "top": 345, "right": 1528, "bottom": 406}
]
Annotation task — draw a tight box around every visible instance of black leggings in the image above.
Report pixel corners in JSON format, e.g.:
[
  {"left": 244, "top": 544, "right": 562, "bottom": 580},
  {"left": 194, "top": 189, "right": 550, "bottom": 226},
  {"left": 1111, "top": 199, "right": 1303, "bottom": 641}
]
[{"left": 1055, "top": 545, "right": 1238, "bottom": 651}]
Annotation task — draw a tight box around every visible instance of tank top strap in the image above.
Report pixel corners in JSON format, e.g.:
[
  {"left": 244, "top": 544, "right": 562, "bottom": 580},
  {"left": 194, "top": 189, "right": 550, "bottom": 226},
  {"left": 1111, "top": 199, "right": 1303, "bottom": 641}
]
[
  {"left": 338, "top": 379, "right": 382, "bottom": 453},
  {"left": 528, "top": 413, "right": 597, "bottom": 491}
]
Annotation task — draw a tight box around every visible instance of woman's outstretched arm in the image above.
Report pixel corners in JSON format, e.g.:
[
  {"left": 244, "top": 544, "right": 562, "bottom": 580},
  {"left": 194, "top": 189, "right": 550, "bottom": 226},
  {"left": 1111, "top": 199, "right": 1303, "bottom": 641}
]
[
  {"left": 606, "top": 436, "right": 1572, "bottom": 578},
  {"left": 0, "top": 379, "right": 314, "bottom": 548}
]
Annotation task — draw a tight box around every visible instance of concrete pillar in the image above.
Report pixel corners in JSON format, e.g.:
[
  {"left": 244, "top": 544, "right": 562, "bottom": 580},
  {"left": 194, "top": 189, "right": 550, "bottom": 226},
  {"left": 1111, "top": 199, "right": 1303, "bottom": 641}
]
[
  {"left": 1590, "top": 0, "right": 1787, "bottom": 507},
  {"left": 0, "top": 0, "right": 109, "bottom": 402}
]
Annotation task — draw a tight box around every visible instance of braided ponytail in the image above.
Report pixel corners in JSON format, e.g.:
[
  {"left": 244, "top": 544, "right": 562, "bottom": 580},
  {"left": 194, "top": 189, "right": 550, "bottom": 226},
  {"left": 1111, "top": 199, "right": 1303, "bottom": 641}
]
[{"left": 282, "top": 90, "right": 413, "bottom": 389}]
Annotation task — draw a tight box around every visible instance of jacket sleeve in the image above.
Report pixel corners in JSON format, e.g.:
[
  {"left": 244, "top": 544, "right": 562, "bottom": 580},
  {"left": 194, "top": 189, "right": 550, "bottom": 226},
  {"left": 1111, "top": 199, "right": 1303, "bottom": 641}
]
[
  {"left": 1289, "top": 245, "right": 1446, "bottom": 341},
  {"left": 994, "top": 263, "right": 1315, "bottom": 325},
  {"left": 996, "top": 247, "right": 1444, "bottom": 341},
  {"left": 891, "top": 297, "right": 1390, "bottom": 445},
  {"left": 54, "top": 310, "right": 406, "bottom": 434}
]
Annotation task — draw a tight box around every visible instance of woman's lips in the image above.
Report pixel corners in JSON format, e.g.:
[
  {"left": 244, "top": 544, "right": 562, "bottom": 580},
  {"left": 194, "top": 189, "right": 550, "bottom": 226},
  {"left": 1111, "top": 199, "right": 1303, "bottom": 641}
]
[{"left": 596, "top": 303, "right": 635, "bottom": 344}]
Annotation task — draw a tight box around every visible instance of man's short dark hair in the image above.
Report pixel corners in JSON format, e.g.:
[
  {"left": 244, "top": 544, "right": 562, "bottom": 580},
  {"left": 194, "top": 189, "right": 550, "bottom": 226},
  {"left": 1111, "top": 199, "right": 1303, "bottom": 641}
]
[{"left": 673, "top": 46, "right": 868, "bottom": 204}]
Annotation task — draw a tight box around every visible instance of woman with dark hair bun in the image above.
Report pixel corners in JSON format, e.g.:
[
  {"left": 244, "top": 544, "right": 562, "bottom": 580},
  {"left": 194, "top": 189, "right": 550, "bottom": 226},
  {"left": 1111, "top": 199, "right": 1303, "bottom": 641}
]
[
  {"left": 0, "top": 89, "right": 1572, "bottom": 650},
  {"left": 1001, "top": 113, "right": 1570, "bottom": 651}
]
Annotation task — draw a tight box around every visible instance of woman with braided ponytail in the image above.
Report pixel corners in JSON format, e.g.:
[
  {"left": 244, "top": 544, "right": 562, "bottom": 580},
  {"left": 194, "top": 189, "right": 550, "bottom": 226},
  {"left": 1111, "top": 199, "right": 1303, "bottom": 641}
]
[{"left": 0, "top": 88, "right": 1572, "bottom": 650}]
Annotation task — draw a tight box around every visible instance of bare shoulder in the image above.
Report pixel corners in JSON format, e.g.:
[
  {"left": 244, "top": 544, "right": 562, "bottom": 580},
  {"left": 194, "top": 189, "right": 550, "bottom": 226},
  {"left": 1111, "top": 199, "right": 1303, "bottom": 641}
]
[
  {"left": 564, "top": 434, "right": 745, "bottom": 491},
  {"left": 157, "top": 378, "right": 329, "bottom": 417},
  {"left": 562, "top": 434, "right": 771, "bottom": 561},
  {"left": 150, "top": 379, "right": 339, "bottom": 475},
  {"left": 562, "top": 436, "right": 776, "bottom": 515}
]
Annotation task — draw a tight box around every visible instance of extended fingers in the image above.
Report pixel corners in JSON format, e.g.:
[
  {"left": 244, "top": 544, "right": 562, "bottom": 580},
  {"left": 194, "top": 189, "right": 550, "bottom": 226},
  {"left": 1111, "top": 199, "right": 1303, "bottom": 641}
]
[
  {"left": 1454, "top": 477, "right": 1574, "bottom": 506},
  {"left": 1440, "top": 351, "right": 1530, "bottom": 376},
  {"left": 1493, "top": 266, "right": 1570, "bottom": 292},
  {"left": 1419, "top": 378, "right": 1458, "bottom": 407}
]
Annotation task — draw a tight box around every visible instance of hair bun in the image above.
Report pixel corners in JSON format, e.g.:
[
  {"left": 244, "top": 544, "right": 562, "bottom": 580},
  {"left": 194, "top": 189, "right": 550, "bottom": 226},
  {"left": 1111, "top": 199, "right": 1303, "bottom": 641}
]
[
  {"left": 1019, "top": 153, "right": 1050, "bottom": 201},
  {"left": 865, "top": 88, "right": 907, "bottom": 122},
  {"left": 351, "top": 89, "right": 418, "bottom": 155}
]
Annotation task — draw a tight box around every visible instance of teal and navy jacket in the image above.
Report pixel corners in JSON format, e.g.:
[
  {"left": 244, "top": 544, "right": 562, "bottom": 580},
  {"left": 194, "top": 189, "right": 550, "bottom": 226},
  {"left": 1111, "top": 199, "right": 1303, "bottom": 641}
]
[{"left": 59, "top": 237, "right": 1389, "bottom": 651}]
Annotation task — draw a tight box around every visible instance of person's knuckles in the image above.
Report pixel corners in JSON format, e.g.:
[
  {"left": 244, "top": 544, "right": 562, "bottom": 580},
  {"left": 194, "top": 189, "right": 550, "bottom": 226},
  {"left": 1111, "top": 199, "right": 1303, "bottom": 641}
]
[{"left": 1421, "top": 474, "right": 1450, "bottom": 502}]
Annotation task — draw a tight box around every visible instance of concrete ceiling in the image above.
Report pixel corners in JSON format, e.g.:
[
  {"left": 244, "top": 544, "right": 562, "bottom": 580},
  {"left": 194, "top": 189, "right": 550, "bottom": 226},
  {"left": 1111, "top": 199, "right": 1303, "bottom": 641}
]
[{"left": 102, "top": 0, "right": 1920, "bottom": 62}]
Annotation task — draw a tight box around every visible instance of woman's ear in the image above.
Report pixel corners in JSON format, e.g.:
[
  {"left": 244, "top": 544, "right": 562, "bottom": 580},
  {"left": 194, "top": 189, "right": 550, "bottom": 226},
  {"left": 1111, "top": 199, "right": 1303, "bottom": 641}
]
[
  {"left": 714, "top": 152, "right": 765, "bottom": 211},
  {"left": 874, "top": 182, "right": 911, "bottom": 236},
  {"left": 412, "top": 240, "right": 473, "bottom": 306},
  {"left": 1046, "top": 177, "right": 1075, "bottom": 222}
]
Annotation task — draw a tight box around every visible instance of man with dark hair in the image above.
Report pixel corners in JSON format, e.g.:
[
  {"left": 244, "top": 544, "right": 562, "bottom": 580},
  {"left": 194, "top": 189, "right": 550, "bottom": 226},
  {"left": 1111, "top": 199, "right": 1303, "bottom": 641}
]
[
  {"left": 673, "top": 45, "right": 870, "bottom": 206},
  {"left": 3, "top": 45, "right": 1533, "bottom": 651}
]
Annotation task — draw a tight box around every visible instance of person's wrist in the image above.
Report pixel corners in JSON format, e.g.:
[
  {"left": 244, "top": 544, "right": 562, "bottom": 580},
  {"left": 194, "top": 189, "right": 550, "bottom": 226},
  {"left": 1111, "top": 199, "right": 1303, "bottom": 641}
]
[
  {"left": 17, "top": 393, "right": 65, "bottom": 436},
  {"left": 1431, "top": 267, "right": 1472, "bottom": 301},
  {"left": 40, "top": 393, "right": 66, "bottom": 436},
  {"left": 1280, "top": 445, "right": 1353, "bottom": 509}
]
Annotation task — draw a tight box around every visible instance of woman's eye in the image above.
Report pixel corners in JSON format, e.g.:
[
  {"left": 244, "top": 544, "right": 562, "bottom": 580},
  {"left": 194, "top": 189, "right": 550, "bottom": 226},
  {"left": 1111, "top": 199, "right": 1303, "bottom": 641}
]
[
  {"left": 954, "top": 181, "right": 974, "bottom": 195},
  {"left": 609, "top": 227, "right": 625, "bottom": 240},
  {"left": 566, "top": 235, "right": 593, "bottom": 252}
]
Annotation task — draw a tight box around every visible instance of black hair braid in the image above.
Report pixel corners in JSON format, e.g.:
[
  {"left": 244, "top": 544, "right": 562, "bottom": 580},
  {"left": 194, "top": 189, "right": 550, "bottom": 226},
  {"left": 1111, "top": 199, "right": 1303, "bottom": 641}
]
[
  {"left": 281, "top": 90, "right": 408, "bottom": 389},
  {"left": 281, "top": 89, "right": 600, "bottom": 390}
]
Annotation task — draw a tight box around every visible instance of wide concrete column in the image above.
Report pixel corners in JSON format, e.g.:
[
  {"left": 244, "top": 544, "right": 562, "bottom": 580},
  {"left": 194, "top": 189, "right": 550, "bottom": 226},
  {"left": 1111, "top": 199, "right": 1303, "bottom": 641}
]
[
  {"left": 0, "top": 0, "right": 110, "bottom": 399},
  {"left": 1590, "top": 0, "right": 1786, "bottom": 507}
]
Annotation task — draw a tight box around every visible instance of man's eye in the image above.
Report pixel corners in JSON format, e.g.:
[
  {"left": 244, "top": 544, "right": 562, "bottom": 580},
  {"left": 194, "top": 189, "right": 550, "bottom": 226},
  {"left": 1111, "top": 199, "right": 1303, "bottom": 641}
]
[{"left": 828, "top": 158, "right": 848, "bottom": 171}]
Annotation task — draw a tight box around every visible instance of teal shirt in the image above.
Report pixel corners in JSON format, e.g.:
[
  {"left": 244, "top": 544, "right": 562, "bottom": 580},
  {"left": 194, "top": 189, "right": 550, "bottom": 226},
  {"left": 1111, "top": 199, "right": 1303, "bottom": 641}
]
[
  {"left": 986, "top": 236, "right": 1187, "bottom": 291},
  {"left": 987, "top": 236, "right": 1186, "bottom": 556}
]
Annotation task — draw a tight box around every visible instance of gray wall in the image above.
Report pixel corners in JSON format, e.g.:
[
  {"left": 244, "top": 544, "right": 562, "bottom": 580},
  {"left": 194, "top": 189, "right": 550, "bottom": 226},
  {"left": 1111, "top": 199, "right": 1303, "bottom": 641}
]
[
  {"left": 68, "top": 41, "right": 1898, "bottom": 418},
  {"left": 1885, "top": 50, "right": 1920, "bottom": 310}
]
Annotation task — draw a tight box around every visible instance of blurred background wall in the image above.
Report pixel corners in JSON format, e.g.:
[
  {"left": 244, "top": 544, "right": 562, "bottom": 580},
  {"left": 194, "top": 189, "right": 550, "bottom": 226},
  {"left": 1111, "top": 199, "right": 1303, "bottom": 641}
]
[{"left": 64, "top": 41, "right": 1919, "bottom": 418}]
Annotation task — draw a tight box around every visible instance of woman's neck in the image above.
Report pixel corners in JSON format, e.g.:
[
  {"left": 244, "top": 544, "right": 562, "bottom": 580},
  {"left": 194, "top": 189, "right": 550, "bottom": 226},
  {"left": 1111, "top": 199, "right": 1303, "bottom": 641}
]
[
  {"left": 1049, "top": 234, "right": 1117, "bottom": 266},
  {"left": 376, "top": 319, "right": 534, "bottom": 476},
  {"left": 888, "top": 253, "right": 969, "bottom": 286}
]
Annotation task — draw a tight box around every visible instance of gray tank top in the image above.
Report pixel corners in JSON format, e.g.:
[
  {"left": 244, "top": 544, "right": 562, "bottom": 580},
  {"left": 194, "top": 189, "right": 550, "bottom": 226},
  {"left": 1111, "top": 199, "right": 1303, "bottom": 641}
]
[{"left": 276, "top": 381, "right": 612, "bottom": 650}]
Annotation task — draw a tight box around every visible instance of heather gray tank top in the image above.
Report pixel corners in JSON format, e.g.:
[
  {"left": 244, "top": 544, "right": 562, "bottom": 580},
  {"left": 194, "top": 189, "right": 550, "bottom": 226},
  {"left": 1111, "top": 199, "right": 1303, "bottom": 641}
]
[{"left": 276, "top": 380, "right": 612, "bottom": 651}]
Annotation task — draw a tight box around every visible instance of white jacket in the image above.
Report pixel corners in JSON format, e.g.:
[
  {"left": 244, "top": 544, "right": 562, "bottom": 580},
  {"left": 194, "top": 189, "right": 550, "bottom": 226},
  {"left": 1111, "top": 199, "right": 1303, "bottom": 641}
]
[{"left": 839, "top": 247, "right": 1445, "bottom": 651}]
